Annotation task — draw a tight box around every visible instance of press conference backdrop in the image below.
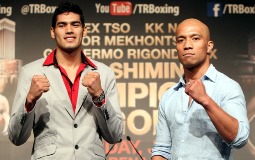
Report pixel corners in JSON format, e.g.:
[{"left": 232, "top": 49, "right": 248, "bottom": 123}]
[{"left": 0, "top": 0, "right": 254, "bottom": 159}]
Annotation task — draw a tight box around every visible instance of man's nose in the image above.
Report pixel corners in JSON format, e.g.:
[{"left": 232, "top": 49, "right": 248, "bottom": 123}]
[
  {"left": 184, "top": 39, "right": 192, "bottom": 50},
  {"left": 65, "top": 24, "right": 73, "bottom": 34}
]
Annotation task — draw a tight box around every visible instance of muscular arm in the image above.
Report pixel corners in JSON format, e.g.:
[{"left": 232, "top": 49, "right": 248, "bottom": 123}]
[
  {"left": 186, "top": 79, "right": 239, "bottom": 143},
  {"left": 82, "top": 68, "right": 123, "bottom": 144},
  {"left": 199, "top": 95, "right": 238, "bottom": 143},
  {"left": 8, "top": 66, "right": 49, "bottom": 145}
]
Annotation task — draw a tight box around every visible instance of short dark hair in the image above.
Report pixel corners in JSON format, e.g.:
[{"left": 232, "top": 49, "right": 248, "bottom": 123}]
[{"left": 52, "top": 1, "right": 85, "bottom": 28}]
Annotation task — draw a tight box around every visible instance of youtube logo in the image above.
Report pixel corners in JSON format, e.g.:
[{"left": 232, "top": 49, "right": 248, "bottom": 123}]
[{"left": 110, "top": 1, "right": 132, "bottom": 16}]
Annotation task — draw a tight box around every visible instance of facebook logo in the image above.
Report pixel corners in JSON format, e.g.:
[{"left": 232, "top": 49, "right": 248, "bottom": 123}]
[{"left": 207, "top": 2, "right": 222, "bottom": 17}]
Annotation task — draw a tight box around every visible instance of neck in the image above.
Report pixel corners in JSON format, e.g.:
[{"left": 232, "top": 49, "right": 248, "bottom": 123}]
[
  {"left": 56, "top": 49, "right": 82, "bottom": 68},
  {"left": 184, "top": 62, "right": 210, "bottom": 82}
]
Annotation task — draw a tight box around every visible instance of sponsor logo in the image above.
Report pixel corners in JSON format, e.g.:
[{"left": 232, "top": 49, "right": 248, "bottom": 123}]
[
  {"left": 21, "top": 4, "right": 57, "bottom": 15},
  {"left": 110, "top": 1, "right": 132, "bottom": 16},
  {"left": 207, "top": 2, "right": 255, "bottom": 17},
  {"left": 207, "top": 2, "right": 222, "bottom": 17},
  {"left": 133, "top": 4, "right": 179, "bottom": 16},
  {"left": 95, "top": 1, "right": 180, "bottom": 16}
]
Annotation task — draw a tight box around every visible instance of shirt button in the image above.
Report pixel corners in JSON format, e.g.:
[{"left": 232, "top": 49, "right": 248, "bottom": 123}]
[
  {"left": 75, "top": 145, "right": 79, "bottom": 149},
  {"left": 74, "top": 124, "right": 78, "bottom": 128}
]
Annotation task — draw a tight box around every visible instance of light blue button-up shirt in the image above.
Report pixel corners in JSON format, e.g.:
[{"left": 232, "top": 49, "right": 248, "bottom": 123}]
[{"left": 151, "top": 64, "right": 250, "bottom": 160}]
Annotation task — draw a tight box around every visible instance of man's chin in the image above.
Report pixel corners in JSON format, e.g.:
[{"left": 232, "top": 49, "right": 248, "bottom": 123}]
[
  {"left": 62, "top": 46, "right": 80, "bottom": 53},
  {"left": 181, "top": 63, "right": 195, "bottom": 69}
]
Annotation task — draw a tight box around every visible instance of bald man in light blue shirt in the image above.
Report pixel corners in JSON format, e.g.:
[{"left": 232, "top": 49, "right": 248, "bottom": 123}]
[{"left": 151, "top": 18, "right": 249, "bottom": 160}]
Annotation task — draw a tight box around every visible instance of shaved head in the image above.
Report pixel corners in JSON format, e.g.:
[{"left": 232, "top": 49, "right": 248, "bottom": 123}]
[
  {"left": 175, "top": 18, "right": 214, "bottom": 71},
  {"left": 176, "top": 18, "right": 211, "bottom": 41}
]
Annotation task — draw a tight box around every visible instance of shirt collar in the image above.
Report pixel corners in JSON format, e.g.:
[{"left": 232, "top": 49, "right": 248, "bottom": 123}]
[
  {"left": 174, "top": 64, "right": 217, "bottom": 90},
  {"left": 43, "top": 49, "right": 97, "bottom": 69}
]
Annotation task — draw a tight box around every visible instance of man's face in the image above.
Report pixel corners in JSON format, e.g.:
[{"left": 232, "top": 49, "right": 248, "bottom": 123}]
[
  {"left": 50, "top": 12, "right": 86, "bottom": 53},
  {"left": 175, "top": 21, "right": 213, "bottom": 69}
]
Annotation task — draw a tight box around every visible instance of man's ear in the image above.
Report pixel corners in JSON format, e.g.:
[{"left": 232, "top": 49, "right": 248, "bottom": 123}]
[
  {"left": 207, "top": 40, "right": 214, "bottom": 53},
  {"left": 50, "top": 27, "right": 55, "bottom": 38}
]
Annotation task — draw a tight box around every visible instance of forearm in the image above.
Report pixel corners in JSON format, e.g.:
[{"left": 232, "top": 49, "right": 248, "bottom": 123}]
[
  {"left": 8, "top": 101, "right": 34, "bottom": 145},
  {"left": 102, "top": 73, "right": 123, "bottom": 143},
  {"left": 99, "top": 99, "right": 123, "bottom": 144},
  {"left": 202, "top": 96, "right": 238, "bottom": 143}
]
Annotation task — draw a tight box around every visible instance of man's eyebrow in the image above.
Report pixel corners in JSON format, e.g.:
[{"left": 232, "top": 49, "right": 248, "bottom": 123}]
[
  {"left": 176, "top": 35, "right": 187, "bottom": 40},
  {"left": 71, "top": 21, "right": 82, "bottom": 24},
  {"left": 176, "top": 33, "right": 201, "bottom": 39},
  {"left": 56, "top": 21, "right": 81, "bottom": 25},
  {"left": 176, "top": 35, "right": 185, "bottom": 39},
  {"left": 190, "top": 33, "right": 201, "bottom": 37}
]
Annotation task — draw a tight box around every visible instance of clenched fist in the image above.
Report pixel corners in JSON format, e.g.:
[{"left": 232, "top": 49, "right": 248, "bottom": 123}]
[
  {"left": 26, "top": 75, "right": 50, "bottom": 110},
  {"left": 82, "top": 71, "right": 103, "bottom": 97}
]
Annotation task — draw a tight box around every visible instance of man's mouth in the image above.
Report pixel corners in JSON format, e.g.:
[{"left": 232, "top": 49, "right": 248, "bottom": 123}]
[
  {"left": 65, "top": 37, "right": 75, "bottom": 42},
  {"left": 183, "top": 53, "right": 194, "bottom": 56}
]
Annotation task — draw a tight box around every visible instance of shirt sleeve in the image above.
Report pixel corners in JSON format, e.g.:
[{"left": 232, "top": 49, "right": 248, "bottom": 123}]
[
  {"left": 8, "top": 66, "right": 35, "bottom": 145},
  {"left": 221, "top": 81, "right": 250, "bottom": 148},
  {"left": 151, "top": 94, "right": 172, "bottom": 159}
]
